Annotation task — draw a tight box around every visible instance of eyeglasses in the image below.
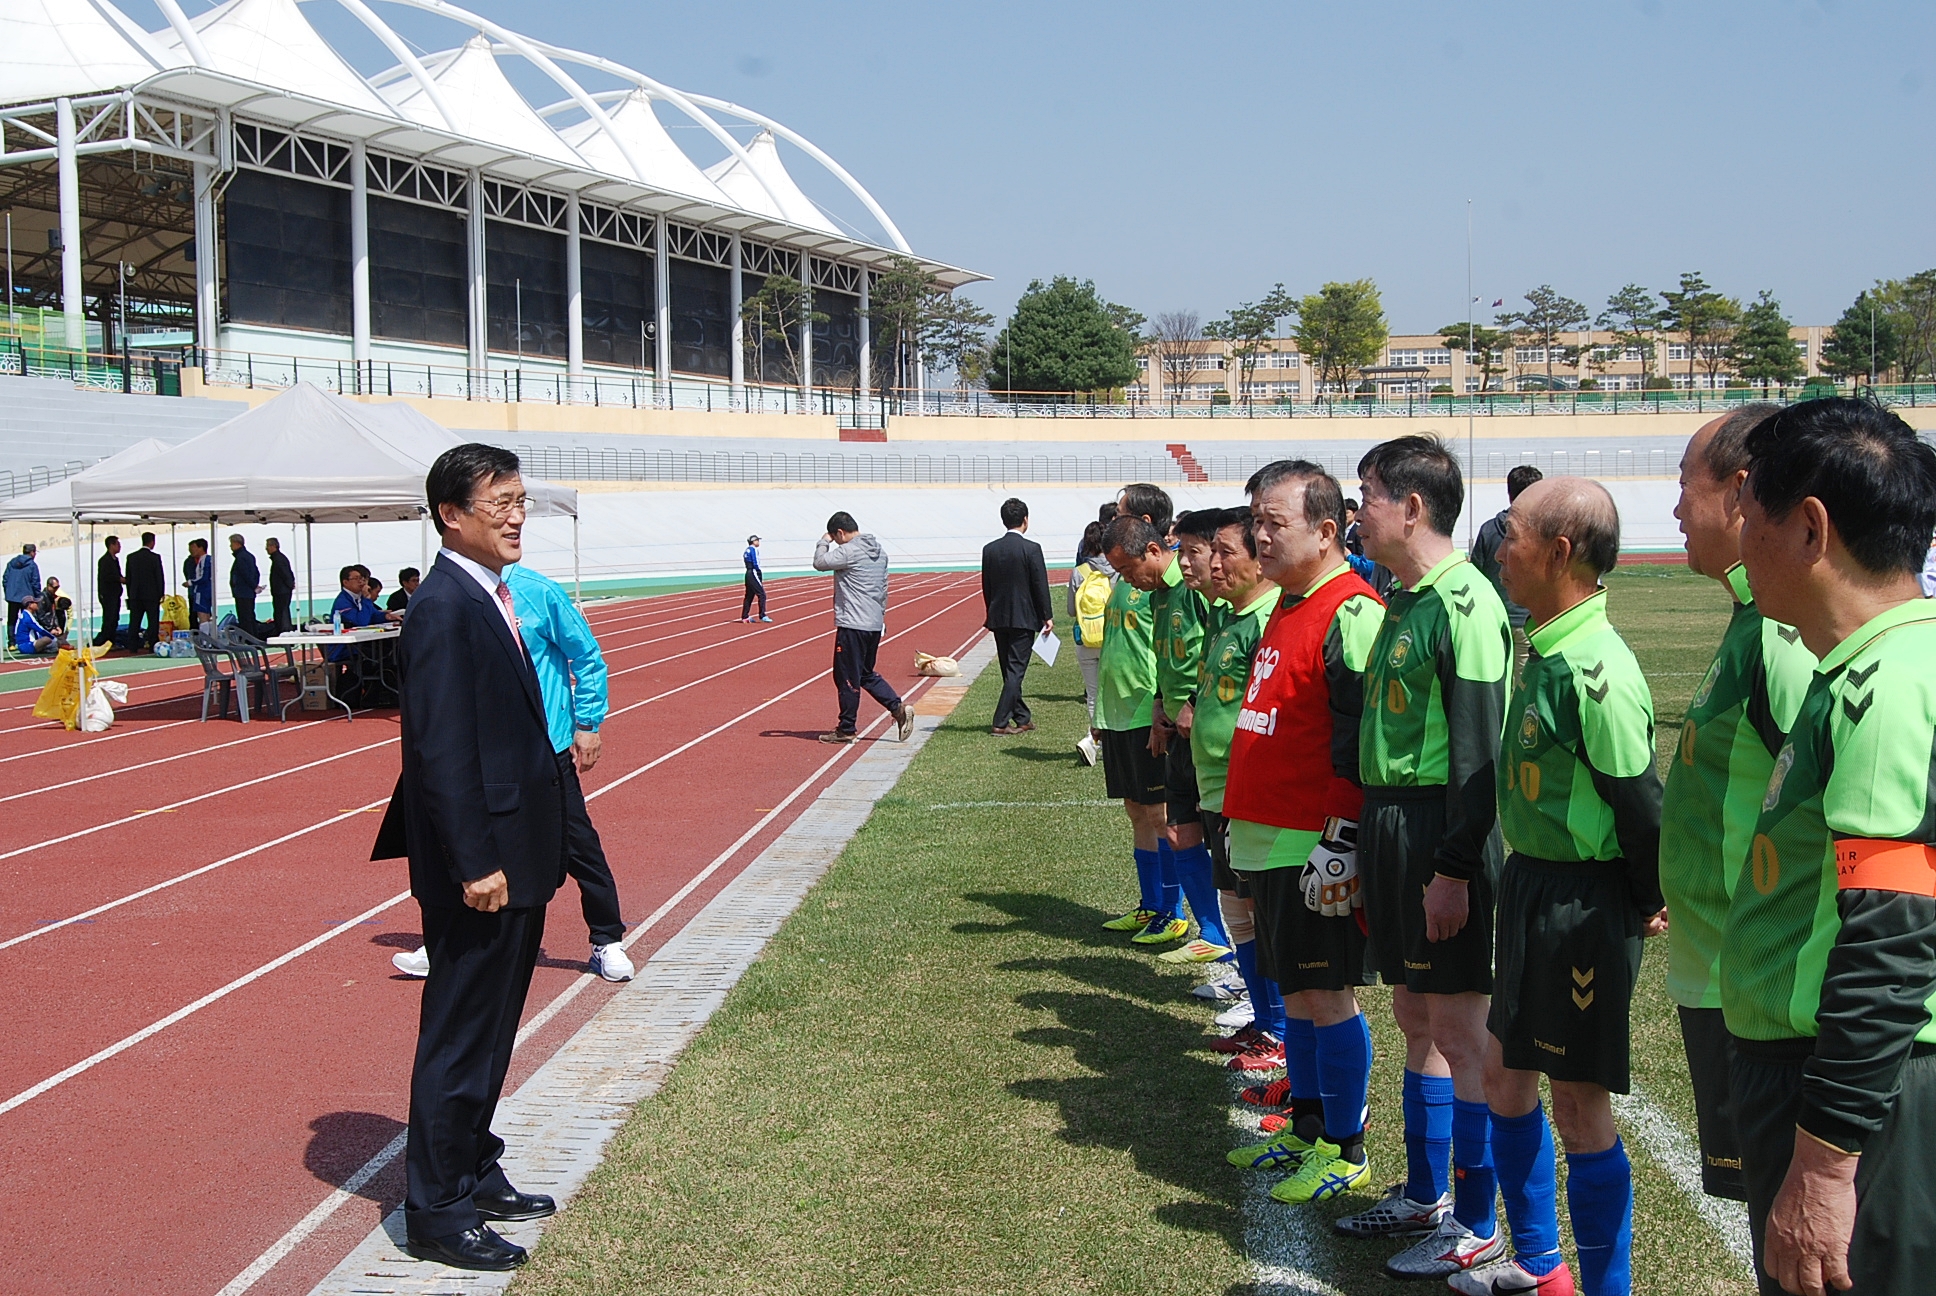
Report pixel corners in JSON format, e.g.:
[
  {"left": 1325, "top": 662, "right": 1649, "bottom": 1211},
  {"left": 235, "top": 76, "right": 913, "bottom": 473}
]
[{"left": 467, "top": 494, "right": 530, "bottom": 519}]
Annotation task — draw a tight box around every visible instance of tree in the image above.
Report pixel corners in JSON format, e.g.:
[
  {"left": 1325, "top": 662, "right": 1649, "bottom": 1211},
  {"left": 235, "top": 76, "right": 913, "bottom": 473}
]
[
  {"left": 1732, "top": 291, "right": 1803, "bottom": 390},
  {"left": 1293, "top": 279, "right": 1387, "bottom": 395},
  {"left": 1659, "top": 272, "right": 1740, "bottom": 387},
  {"left": 984, "top": 276, "right": 1140, "bottom": 396},
  {"left": 1876, "top": 269, "right": 1936, "bottom": 382},
  {"left": 1203, "top": 285, "right": 1294, "bottom": 406},
  {"left": 920, "top": 291, "right": 995, "bottom": 388},
  {"left": 739, "top": 273, "right": 826, "bottom": 387},
  {"left": 867, "top": 255, "right": 938, "bottom": 393},
  {"left": 1498, "top": 285, "right": 1589, "bottom": 385},
  {"left": 1820, "top": 290, "right": 1900, "bottom": 385},
  {"left": 1149, "top": 310, "right": 1202, "bottom": 404},
  {"left": 1596, "top": 284, "right": 1663, "bottom": 388},
  {"left": 1436, "top": 321, "right": 1513, "bottom": 392}
]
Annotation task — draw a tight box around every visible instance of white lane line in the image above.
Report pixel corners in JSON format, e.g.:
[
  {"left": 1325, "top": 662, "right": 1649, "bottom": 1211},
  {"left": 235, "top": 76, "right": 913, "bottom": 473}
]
[
  {"left": 0, "top": 799, "right": 389, "bottom": 952},
  {"left": 592, "top": 572, "right": 948, "bottom": 658},
  {"left": 1611, "top": 1088, "right": 1754, "bottom": 1272},
  {"left": 0, "top": 888, "right": 411, "bottom": 1120},
  {"left": 214, "top": 615, "right": 986, "bottom": 1296},
  {"left": 0, "top": 738, "right": 397, "bottom": 863},
  {"left": 929, "top": 799, "right": 1116, "bottom": 810},
  {"left": 0, "top": 718, "right": 198, "bottom": 766},
  {"left": 0, "top": 718, "right": 308, "bottom": 803},
  {"left": 1228, "top": 1078, "right": 1344, "bottom": 1296}
]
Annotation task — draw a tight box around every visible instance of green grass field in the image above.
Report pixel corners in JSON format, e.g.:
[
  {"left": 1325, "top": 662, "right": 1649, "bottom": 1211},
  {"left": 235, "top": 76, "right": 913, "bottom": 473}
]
[{"left": 513, "top": 566, "right": 1752, "bottom": 1296}]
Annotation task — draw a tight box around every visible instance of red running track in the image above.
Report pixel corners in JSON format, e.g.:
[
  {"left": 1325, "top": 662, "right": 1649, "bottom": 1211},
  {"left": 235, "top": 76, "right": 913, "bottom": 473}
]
[{"left": 0, "top": 571, "right": 989, "bottom": 1296}]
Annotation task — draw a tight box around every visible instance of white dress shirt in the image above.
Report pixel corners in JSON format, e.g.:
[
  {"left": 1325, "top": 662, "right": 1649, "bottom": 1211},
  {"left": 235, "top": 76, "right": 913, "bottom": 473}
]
[{"left": 439, "top": 547, "right": 520, "bottom": 642}]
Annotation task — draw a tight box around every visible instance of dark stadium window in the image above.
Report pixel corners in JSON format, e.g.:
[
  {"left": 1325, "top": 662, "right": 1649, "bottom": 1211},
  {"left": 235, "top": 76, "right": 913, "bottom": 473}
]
[
  {"left": 369, "top": 196, "right": 468, "bottom": 348},
  {"left": 486, "top": 220, "right": 566, "bottom": 360},
  {"left": 581, "top": 239, "right": 653, "bottom": 369},
  {"left": 814, "top": 289, "right": 860, "bottom": 389},
  {"left": 738, "top": 272, "right": 806, "bottom": 386},
  {"left": 222, "top": 170, "right": 351, "bottom": 334},
  {"left": 670, "top": 257, "right": 731, "bottom": 377}
]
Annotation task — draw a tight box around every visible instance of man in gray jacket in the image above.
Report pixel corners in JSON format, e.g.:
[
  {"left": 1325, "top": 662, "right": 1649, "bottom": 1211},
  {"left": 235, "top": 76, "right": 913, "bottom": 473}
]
[{"left": 812, "top": 511, "right": 914, "bottom": 745}]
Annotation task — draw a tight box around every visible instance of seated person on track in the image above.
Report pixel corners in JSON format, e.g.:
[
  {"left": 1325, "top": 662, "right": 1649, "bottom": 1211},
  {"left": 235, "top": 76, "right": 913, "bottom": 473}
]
[{"left": 13, "top": 596, "right": 67, "bottom": 656}]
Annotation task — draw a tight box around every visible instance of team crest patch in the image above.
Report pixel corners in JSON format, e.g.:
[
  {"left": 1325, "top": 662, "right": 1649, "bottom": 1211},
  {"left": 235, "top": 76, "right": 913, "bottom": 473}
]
[
  {"left": 1388, "top": 630, "right": 1414, "bottom": 670},
  {"left": 1691, "top": 658, "right": 1722, "bottom": 709},
  {"left": 1517, "top": 705, "right": 1540, "bottom": 751},
  {"left": 1764, "top": 743, "right": 1796, "bottom": 811}
]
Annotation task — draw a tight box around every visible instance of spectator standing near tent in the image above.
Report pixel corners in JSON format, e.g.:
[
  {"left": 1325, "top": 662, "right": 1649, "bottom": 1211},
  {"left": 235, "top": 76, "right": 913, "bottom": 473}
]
[
  {"left": 94, "top": 535, "right": 123, "bottom": 649},
  {"left": 186, "top": 538, "right": 214, "bottom": 624},
  {"left": 742, "top": 535, "right": 769, "bottom": 622},
  {"left": 125, "top": 532, "right": 164, "bottom": 647},
  {"left": 812, "top": 512, "right": 913, "bottom": 745},
  {"left": 266, "top": 537, "right": 296, "bottom": 631},
  {"left": 229, "top": 534, "right": 262, "bottom": 634},
  {"left": 6, "top": 543, "right": 39, "bottom": 641}
]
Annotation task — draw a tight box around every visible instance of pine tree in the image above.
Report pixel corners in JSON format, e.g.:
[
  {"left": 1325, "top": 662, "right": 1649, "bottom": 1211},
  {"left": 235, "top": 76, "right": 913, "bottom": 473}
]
[
  {"left": 1820, "top": 291, "right": 1899, "bottom": 384},
  {"left": 1731, "top": 291, "right": 1802, "bottom": 390}
]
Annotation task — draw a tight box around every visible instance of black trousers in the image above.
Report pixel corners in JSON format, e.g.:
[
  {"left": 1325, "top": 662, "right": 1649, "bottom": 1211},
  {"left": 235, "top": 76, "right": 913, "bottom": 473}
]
[
  {"left": 990, "top": 627, "right": 1034, "bottom": 728},
  {"left": 559, "top": 750, "right": 623, "bottom": 946},
  {"left": 234, "top": 595, "right": 257, "bottom": 635},
  {"left": 272, "top": 595, "right": 293, "bottom": 633},
  {"left": 5, "top": 600, "right": 19, "bottom": 640},
  {"left": 742, "top": 570, "right": 766, "bottom": 619},
  {"left": 405, "top": 900, "right": 546, "bottom": 1241},
  {"left": 833, "top": 626, "right": 900, "bottom": 734},
  {"left": 127, "top": 599, "right": 160, "bottom": 648},
  {"left": 92, "top": 593, "right": 121, "bottom": 647}
]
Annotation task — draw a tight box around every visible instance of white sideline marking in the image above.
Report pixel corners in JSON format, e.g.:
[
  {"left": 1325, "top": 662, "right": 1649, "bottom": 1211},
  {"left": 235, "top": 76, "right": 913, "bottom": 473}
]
[
  {"left": 0, "top": 717, "right": 197, "bottom": 764},
  {"left": 929, "top": 798, "right": 1115, "bottom": 810},
  {"left": 1228, "top": 1079, "right": 1344, "bottom": 1296},
  {"left": 0, "top": 889, "right": 411, "bottom": 1119},
  {"left": 1611, "top": 1087, "right": 1755, "bottom": 1273},
  {"left": 212, "top": 1130, "right": 410, "bottom": 1296}
]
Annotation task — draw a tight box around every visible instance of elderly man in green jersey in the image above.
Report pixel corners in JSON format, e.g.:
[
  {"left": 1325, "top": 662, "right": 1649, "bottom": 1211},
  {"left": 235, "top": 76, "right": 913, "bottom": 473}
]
[
  {"left": 1659, "top": 405, "right": 1817, "bottom": 1248},
  {"left": 1725, "top": 398, "right": 1936, "bottom": 1296},
  {"left": 1097, "top": 486, "right": 1188, "bottom": 945},
  {"left": 1457, "top": 477, "right": 1664, "bottom": 1296},
  {"left": 1342, "top": 435, "right": 1514, "bottom": 1281}
]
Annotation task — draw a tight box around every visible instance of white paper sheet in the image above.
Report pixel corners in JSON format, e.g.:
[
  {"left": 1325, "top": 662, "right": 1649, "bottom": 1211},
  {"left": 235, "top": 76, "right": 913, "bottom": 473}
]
[{"left": 1032, "top": 628, "right": 1061, "bottom": 666}]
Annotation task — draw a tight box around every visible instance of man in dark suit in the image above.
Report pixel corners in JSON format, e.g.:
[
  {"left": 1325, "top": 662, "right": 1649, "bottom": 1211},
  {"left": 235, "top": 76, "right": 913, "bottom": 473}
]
[
  {"left": 265, "top": 537, "right": 296, "bottom": 631},
  {"left": 980, "top": 496, "right": 1054, "bottom": 734},
  {"left": 371, "top": 444, "right": 565, "bottom": 1273},
  {"left": 93, "top": 535, "right": 123, "bottom": 649},
  {"left": 124, "top": 531, "right": 165, "bottom": 649},
  {"left": 228, "top": 534, "right": 261, "bottom": 635}
]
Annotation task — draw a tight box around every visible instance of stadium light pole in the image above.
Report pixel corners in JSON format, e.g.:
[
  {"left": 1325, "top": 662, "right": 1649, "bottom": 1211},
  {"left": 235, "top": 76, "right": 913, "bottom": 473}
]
[{"left": 1466, "top": 198, "right": 1475, "bottom": 549}]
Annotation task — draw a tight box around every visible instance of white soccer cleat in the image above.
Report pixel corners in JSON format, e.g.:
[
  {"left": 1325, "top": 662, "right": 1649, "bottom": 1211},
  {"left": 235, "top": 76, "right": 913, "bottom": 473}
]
[
  {"left": 1446, "top": 1256, "right": 1578, "bottom": 1295},
  {"left": 1383, "top": 1215, "right": 1506, "bottom": 1279},
  {"left": 590, "top": 942, "right": 635, "bottom": 982},
  {"left": 1076, "top": 733, "right": 1099, "bottom": 766},
  {"left": 1332, "top": 1183, "right": 1449, "bottom": 1237},
  {"left": 1213, "top": 996, "right": 1256, "bottom": 1029},
  {"left": 392, "top": 947, "right": 430, "bottom": 978}
]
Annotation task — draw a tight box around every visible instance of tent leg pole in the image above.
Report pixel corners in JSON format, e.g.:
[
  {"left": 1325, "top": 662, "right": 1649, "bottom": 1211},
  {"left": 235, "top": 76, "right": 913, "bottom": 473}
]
[
  {"left": 305, "top": 518, "right": 314, "bottom": 627},
  {"left": 209, "top": 517, "right": 216, "bottom": 624},
  {"left": 72, "top": 513, "right": 81, "bottom": 645},
  {"left": 573, "top": 515, "right": 581, "bottom": 606}
]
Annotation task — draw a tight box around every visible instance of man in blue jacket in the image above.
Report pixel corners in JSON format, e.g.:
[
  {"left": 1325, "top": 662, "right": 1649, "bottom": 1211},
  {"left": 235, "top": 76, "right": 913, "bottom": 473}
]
[
  {"left": 5, "top": 543, "right": 40, "bottom": 642},
  {"left": 393, "top": 561, "right": 632, "bottom": 984}
]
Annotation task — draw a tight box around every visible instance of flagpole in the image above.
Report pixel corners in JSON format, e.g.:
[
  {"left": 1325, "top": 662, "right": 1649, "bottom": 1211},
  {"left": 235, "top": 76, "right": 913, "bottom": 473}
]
[{"left": 1466, "top": 198, "right": 1476, "bottom": 550}]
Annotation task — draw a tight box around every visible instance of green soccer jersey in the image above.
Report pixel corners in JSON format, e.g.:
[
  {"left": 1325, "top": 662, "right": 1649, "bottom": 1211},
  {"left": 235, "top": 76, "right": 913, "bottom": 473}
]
[
  {"left": 1152, "top": 557, "right": 1207, "bottom": 714},
  {"left": 1095, "top": 575, "right": 1156, "bottom": 732},
  {"left": 1658, "top": 565, "right": 1817, "bottom": 1009},
  {"left": 1497, "top": 589, "right": 1663, "bottom": 912},
  {"left": 1191, "top": 583, "right": 1282, "bottom": 814},
  {"left": 1360, "top": 552, "right": 1511, "bottom": 881}
]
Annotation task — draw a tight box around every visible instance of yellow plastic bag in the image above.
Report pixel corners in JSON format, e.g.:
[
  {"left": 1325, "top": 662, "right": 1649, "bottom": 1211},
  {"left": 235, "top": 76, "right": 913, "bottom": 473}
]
[
  {"left": 33, "top": 646, "right": 101, "bottom": 731},
  {"left": 160, "top": 593, "right": 191, "bottom": 634}
]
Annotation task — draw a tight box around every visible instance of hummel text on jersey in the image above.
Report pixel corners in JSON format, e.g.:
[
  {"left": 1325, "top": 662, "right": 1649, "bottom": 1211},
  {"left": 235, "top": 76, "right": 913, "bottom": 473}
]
[{"left": 1235, "top": 706, "right": 1278, "bottom": 736}]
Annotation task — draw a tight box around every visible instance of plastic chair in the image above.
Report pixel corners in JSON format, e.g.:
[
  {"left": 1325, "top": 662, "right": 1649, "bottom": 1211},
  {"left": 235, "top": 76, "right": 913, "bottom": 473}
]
[
  {"left": 192, "top": 638, "right": 250, "bottom": 722},
  {"left": 215, "top": 624, "right": 298, "bottom": 714}
]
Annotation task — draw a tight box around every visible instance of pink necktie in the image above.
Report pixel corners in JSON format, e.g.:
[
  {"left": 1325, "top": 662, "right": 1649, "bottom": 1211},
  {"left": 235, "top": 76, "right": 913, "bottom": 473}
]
[{"left": 494, "top": 581, "right": 523, "bottom": 649}]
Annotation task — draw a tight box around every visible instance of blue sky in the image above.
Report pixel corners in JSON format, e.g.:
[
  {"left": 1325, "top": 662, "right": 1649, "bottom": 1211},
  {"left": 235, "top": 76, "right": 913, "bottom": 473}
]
[{"left": 151, "top": 0, "right": 1934, "bottom": 332}]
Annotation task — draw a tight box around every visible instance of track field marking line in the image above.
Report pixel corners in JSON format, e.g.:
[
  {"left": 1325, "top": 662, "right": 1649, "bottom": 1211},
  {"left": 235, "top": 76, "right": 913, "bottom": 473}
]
[
  {"left": 1228, "top": 1078, "right": 1344, "bottom": 1295},
  {"left": 592, "top": 573, "right": 950, "bottom": 658},
  {"left": 215, "top": 617, "right": 987, "bottom": 1296},
  {"left": 0, "top": 717, "right": 312, "bottom": 803},
  {"left": 1611, "top": 1087, "right": 1754, "bottom": 1272},
  {"left": 0, "top": 717, "right": 197, "bottom": 765},
  {"left": 0, "top": 888, "right": 411, "bottom": 1121},
  {"left": 0, "top": 738, "right": 397, "bottom": 864},
  {"left": 0, "top": 799, "right": 389, "bottom": 952},
  {"left": 928, "top": 798, "right": 1116, "bottom": 810}
]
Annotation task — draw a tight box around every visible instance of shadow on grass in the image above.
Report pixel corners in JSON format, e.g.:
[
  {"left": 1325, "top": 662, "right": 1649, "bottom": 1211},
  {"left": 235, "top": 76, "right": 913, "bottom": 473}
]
[
  {"left": 996, "top": 745, "right": 1089, "bottom": 763},
  {"left": 955, "top": 890, "right": 1126, "bottom": 948}
]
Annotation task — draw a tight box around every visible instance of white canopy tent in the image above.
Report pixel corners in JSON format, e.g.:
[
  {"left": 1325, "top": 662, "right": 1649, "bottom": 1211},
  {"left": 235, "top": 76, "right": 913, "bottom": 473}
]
[{"left": 68, "top": 383, "right": 581, "bottom": 624}]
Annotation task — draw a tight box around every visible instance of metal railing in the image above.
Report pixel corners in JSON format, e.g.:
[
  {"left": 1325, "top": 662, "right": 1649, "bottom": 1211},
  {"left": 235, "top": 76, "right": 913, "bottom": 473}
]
[{"left": 0, "top": 459, "right": 94, "bottom": 501}]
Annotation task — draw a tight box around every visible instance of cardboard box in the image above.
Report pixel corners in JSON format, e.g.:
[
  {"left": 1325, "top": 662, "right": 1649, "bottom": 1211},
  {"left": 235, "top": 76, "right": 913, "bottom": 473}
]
[{"left": 300, "top": 661, "right": 330, "bottom": 711}]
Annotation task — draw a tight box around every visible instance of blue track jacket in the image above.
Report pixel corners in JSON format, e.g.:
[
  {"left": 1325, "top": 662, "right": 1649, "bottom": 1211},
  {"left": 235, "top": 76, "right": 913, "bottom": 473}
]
[{"left": 505, "top": 564, "right": 608, "bottom": 754}]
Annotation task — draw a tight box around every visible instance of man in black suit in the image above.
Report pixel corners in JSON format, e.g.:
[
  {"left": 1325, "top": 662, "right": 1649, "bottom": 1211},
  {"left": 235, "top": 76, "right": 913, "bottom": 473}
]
[
  {"left": 124, "top": 531, "right": 165, "bottom": 649},
  {"left": 93, "top": 535, "right": 123, "bottom": 649},
  {"left": 980, "top": 496, "right": 1054, "bottom": 734},
  {"left": 371, "top": 444, "right": 565, "bottom": 1273},
  {"left": 265, "top": 537, "right": 296, "bottom": 632}
]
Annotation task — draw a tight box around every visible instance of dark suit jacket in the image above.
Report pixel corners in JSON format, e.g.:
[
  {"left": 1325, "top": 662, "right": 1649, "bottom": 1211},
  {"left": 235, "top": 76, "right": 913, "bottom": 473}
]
[
  {"left": 371, "top": 555, "right": 565, "bottom": 910},
  {"left": 98, "top": 551, "right": 123, "bottom": 600},
  {"left": 230, "top": 548, "right": 260, "bottom": 603},
  {"left": 981, "top": 529, "right": 1053, "bottom": 632},
  {"left": 124, "top": 547, "right": 164, "bottom": 606},
  {"left": 268, "top": 550, "right": 295, "bottom": 599}
]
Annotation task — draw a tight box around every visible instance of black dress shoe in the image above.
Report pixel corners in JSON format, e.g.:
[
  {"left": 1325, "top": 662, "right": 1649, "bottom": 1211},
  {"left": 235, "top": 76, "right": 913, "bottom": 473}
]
[
  {"left": 473, "top": 1185, "right": 557, "bottom": 1222},
  {"left": 404, "top": 1225, "right": 527, "bottom": 1271}
]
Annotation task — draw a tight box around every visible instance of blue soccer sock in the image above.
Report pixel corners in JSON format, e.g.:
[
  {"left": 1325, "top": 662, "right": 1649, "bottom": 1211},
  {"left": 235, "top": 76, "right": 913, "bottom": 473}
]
[
  {"left": 1253, "top": 970, "right": 1288, "bottom": 1043},
  {"left": 1491, "top": 1104, "right": 1562, "bottom": 1275},
  {"left": 1402, "top": 1071, "right": 1454, "bottom": 1204},
  {"left": 1154, "top": 838, "right": 1183, "bottom": 920},
  {"left": 1172, "top": 843, "right": 1228, "bottom": 946},
  {"left": 1452, "top": 1097, "right": 1498, "bottom": 1237},
  {"left": 1566, "top": 1139, "right": 1634, "bottom": 1296},
  {"left": 1132, "top": 847, "right": 1161, "bottom": 915},
  {"left": 1281, "top": 1013, "right": 1318, "bottom": 1096},
  {"left": 1315, "top": 1015, "right": 1373, "bottom": 1152}
]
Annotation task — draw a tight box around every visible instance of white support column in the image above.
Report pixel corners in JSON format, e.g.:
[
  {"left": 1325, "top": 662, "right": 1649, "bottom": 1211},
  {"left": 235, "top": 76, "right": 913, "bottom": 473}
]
[
  {"left": 55, "top": 97, "right": 84, "bottom": 351},
  {"left": 798, "top": 248, "right": 813, "bottom": 400},
  {"left": 565, "top": 191, "right": 583, "bottom": 376},
  {"left": 350, "top": 140, "right": 370, "bottom": 364},
  {"left": 858, "top": 270, "right": 871, "bottom": 406},
  {"left": 653, "top": 214, "right": 670, "bottom": 386},
  {"left": 728, "top": 233, "right": 744, "bottom": 402},
  {"left": 193, "top": 163, "right": 220, "bottom": 354},
  {"left": 467, "top": 170, "right": 487, "bottom": 375}
]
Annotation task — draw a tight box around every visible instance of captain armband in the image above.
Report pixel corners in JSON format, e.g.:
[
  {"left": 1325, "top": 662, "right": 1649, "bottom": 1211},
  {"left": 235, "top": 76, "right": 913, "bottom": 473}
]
[{"left": 1835, "top": 839, "right": 1936, "bottom": 896}]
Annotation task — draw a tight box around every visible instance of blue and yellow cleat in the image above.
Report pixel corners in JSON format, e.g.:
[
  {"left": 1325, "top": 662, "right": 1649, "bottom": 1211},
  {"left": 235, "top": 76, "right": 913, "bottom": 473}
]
[
  {"left": 1268, "top": 1138, "right": 1371, "bottom": 1204},
  {"left": 1226, "top": 1128, "right": 1316, "bottom": 1171},
  {"left": 1129, "top": 916, "right": 1189, "bottom": 945},
  {"left": 1102, "top": 907, "right": 1158, "bottom": 932}
]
